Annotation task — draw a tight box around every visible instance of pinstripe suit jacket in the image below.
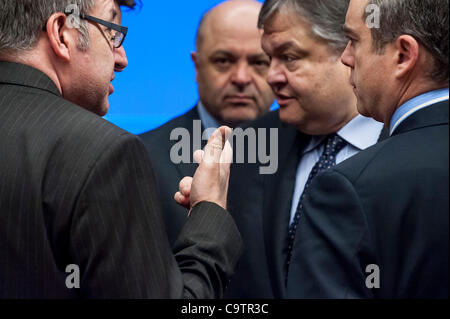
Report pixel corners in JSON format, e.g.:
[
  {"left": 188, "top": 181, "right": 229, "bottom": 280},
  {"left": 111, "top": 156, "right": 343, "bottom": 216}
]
[{"left": 0, "top": 61, "right": 242, "bottom": 299}]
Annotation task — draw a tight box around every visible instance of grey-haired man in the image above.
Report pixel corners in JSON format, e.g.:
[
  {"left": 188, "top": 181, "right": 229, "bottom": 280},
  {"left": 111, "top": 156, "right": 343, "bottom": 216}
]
[
  {"left": 0, "top": 0, "right": 242, "bottom": 298},
  {"left": 223, "top": 0, "right": 387, "bottom": 298}
]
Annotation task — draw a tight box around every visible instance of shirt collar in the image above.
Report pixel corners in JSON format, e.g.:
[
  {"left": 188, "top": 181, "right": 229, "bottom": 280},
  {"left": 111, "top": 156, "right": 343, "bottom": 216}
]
[
  {"left": 390, "top": 88, "right": 449, "bottom": 135},
  {"left": 197, "top": 101, "right": 220, "bottom": 139},
  {"left": 303, "top": 114, "right": 384, "bottom": 154}
]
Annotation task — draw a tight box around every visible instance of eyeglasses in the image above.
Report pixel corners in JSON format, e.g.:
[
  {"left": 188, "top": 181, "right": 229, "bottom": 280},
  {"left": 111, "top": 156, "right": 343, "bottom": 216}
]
[
  {"left": 59, "top": 8, "right": 128, "bottom": 49},
  {"left": 80, "top": 13, "right": 128, "bottom": 49}
]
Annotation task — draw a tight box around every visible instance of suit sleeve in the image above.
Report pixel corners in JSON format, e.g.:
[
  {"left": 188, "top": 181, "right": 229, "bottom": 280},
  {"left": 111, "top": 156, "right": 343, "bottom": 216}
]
[
  {"left": 287, "top": 169, "right": 376, "bottom": 299},
  {"left": 69, "top": 133, "right": 242, "bottom": 298}
]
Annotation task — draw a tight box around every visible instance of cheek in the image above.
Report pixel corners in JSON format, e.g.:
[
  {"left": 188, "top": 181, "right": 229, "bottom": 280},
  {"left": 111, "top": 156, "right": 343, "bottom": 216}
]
[
  {"left": 199, "top": 69, "right": 230, "bottom": 91},
  {"left": 254, "top": 76, "right": 274, "bottom": 95},
  {"left": 287, "top": 72, "right": 319, "bottom": 105},
  {"left": 354, "top": 54, "right": 371, "bottom": 78},
  {"left": 285, "top": 73, "right": 306, "bottom": 96}
]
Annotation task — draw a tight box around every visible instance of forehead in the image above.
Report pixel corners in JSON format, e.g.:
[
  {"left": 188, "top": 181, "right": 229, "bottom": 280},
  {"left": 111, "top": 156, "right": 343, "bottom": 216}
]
[
  {"left": 261, "top": 10, "right": 319, "bottom": 51},
  {"left": 90, "top": 0, "right": 121, "bottom": 21},
  {"left": 346, "top": 0, "right": 369, "bottom": 29},
  {"left": 201, "top": 7, "right": 263, "bottom": 54}
]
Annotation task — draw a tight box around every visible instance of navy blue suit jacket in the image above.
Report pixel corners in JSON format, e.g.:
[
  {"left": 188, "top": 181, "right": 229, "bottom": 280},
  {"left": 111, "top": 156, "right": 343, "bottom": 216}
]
[{"left": 288, "top": 101, "right": 449, "bottom": 298}]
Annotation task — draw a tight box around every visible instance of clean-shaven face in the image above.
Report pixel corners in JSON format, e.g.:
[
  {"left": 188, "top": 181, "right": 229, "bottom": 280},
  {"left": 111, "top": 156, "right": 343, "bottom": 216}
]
[{"left": 194, "top": 2, "right": 275, "bottom": 126}]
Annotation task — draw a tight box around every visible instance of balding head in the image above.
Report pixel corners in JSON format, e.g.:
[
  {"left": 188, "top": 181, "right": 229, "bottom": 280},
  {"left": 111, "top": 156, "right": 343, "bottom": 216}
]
[
  {"left": 191, "top": 0, "right": 275, "bottom": 127},
  {"left": 196, "top": 0, "right": 262, "bottom": 52}
]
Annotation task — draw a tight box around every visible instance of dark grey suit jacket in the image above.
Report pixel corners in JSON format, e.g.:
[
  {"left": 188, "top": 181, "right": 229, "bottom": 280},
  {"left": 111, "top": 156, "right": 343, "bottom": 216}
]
[
  {"left": 139, "top": 108, "right": 292, "bottom": 298},
  {"left": 288, "top": 100, "right": 449, "bottom": 298},
  {"left": 225, "top": 111, "right": 309, "bottom": 298},
  {"left": 0, "top": 61, "right": 242, "bottom": 299}
]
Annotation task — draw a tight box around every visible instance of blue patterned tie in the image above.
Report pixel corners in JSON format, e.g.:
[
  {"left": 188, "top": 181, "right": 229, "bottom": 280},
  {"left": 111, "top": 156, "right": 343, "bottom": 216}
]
[{"left": 285, "top": 134, "right": 347, "bottom": 280}]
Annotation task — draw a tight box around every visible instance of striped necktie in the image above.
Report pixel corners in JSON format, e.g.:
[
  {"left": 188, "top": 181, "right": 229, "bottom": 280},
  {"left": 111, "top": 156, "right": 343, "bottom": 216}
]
[{"left": 285, "top": 134, "right": 347, "bottom": 281}]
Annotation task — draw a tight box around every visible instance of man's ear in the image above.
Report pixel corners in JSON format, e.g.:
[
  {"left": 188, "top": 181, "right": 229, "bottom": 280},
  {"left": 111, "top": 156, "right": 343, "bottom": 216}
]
[
  {"left": 393, "top": 35, "right": 420, "bottom": 79},
  {"left": 191, "top": 52, "right": 200, "bottom": 82},
  {"left": 45, "top": 13, "right": 76, "bottom": 62}
]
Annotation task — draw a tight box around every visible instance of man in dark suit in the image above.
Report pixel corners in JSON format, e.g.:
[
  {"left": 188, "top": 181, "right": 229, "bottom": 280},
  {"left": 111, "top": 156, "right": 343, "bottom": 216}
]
[
  {"left": 287, "top": 0, "right": 449, "bottom": 298},
  {"left": 208, "top": 0, "right": 386, "bottom": 298},
  {"left": 0, "top": 0, "right": 242, "bottom": 298},
  {"left": 139, "top": 0, "right": 275, "bottom": 245}
]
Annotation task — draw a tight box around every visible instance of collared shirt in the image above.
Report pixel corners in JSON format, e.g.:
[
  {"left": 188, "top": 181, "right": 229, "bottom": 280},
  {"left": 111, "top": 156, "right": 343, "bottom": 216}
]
[
  {"left": 390, "top": 88, "right": 449, "bottom": 135},
  {"left": 197, "top": 101, "right": 220, "bottom": 139},
  {"left": 289, "top": 115, "right": 384, "bottom": 225}
]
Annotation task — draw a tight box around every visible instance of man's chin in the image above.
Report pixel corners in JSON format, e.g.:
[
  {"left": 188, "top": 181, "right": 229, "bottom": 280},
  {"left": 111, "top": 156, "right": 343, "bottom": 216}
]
[
  {"left": 356, "top": 101, "right": 370, "bottom": 118},
  {"left": 91, "top": 99, "right": 110, "bottom": 117},
  {"left": 221, "top": 113, "right": 258, "bottom": 127},
  {"left": 98, "top": 104, "right": 109, "bottom": 117}
]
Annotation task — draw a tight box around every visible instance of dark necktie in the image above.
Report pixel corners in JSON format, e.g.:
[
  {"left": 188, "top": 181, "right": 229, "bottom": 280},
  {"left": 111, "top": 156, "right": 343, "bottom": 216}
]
[{"left": 285, "top": 134, "right": 347, "bottom": 280}]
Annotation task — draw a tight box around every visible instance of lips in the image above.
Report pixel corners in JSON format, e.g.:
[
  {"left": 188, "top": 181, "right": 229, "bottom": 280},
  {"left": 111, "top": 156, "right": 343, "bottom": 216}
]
[
  {"left": 109, "top": 76, "right": 115, "bottom": 95},
  {"left": 275, "top": 93, "right": 294, "bottom": 106},
  {"left": 226, "top": 95, "right": 254, "bottom": 104}
]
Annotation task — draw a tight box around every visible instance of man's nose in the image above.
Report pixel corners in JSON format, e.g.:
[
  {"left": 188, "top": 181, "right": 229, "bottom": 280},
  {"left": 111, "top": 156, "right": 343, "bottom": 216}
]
[
  {"left": 341, "top": 42, "right": 354, "bottom": 68},
  {"left": 114, "top": 46, "right": 128, "bottom": 72},
  {"left": 231, "top": 63, "right": 252, "bottom": 88},
  {"left": 266, "top": 60, "right": 287, "bottom": 90}
]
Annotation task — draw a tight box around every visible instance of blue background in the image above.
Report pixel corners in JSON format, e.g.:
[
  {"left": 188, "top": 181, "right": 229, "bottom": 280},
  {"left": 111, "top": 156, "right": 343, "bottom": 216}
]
[{"left": 106, "top": 1, "right": 267, "bottom": 135}]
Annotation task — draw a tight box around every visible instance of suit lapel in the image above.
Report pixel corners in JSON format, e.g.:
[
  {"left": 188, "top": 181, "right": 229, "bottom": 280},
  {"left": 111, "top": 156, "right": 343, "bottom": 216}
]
[
  {"left": 172, "top": 106, "right": 202, "bottom": 179},
  {"left": 378, "top": 125, "right": 390, "bottom": 142},
  {"left": 263, "top": 123, "right": 309, "bottom": 298}
]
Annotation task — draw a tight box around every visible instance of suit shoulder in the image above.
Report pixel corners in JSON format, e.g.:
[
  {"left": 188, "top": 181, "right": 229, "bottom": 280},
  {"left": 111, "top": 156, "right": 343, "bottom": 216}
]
[
  {"left": 52, "top": 96, "right": 133, "bottom": 145},
  {"left": 332, "top": 126, "right": 449, "bottom": 183},
  {"left": 2, "top": 86, "right": 131, "bottom": 144},
  {"left": 243, "top": 110, "right": 282, "bottom": 129},
  {"left": 139, "top": 107, "right": 198, "bottom": 143}
]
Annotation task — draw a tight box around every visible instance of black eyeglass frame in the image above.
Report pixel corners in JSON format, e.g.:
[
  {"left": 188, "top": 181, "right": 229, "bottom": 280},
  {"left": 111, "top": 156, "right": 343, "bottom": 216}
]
[{"left": 80, "top": 13, "right": 128, "bottom": 48}]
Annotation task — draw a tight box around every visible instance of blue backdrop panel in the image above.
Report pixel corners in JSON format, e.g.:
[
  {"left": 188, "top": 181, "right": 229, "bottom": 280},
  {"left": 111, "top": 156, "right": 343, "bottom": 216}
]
[{"left": 105, "top": 1, "right": 273, "bottom": 135}]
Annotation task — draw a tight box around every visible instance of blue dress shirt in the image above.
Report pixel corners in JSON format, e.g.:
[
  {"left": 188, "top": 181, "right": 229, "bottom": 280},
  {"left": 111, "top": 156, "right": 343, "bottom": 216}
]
[
  {"left": 197, "top": 101, "right": 220, "bottom": 140},
  {"left": 390, "top": 88, "right": 449, "bottom": 135}
]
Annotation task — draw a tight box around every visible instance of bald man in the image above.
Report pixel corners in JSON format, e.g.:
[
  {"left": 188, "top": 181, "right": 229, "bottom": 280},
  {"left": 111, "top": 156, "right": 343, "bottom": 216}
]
[{"left": 140, "top": 0, "right": 275, "bottom": 246}]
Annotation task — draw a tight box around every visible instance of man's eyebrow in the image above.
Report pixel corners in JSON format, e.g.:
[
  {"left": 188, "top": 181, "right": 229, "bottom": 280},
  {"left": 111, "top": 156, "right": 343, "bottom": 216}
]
[
  {"left": 248, "top": 53, "right": 270, "bottom": 60},
  {"left": 210, "top": 50, "right": 236, "bottom": 57},
  {"left": 342, "top": 24, "right": 358, "bottom": 37},
  {"left": 274, "top": 41, "right": 307, "bottom": 56}
]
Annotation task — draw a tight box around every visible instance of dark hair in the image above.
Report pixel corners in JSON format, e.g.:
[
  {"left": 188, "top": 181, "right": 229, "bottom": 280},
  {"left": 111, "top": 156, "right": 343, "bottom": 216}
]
[
  {"left": 0, "top": 0, "right": 138, "bottom": 53},
  {"left": 366, "top": 0, "right": 449, "bottom": 84}
]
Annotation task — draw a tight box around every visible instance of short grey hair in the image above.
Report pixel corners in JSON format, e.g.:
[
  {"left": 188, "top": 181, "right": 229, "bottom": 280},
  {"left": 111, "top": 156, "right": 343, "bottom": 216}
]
[
  {"left": 0, "top": 0, "right": 137, "bottom": 53},
  {"left": 365, "top": 0, "right": 449, "bottom": 84},
  {"left": 258, "top": 0, "right": 350, "bottom": 54}
]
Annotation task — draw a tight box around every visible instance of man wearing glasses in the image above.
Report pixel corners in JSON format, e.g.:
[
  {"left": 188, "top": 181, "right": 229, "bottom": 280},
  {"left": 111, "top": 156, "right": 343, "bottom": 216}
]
[{"left": 0, "top": 0, "right": 242, "bottom": 298}]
